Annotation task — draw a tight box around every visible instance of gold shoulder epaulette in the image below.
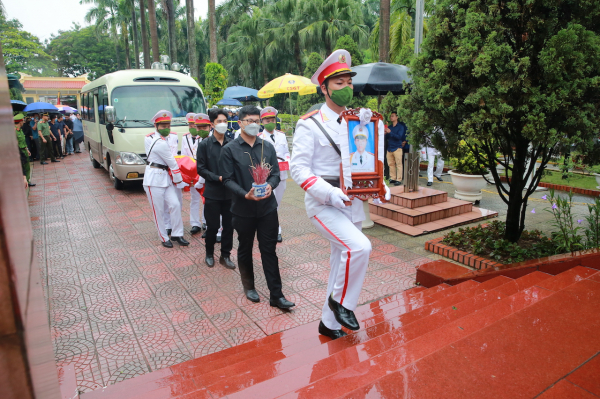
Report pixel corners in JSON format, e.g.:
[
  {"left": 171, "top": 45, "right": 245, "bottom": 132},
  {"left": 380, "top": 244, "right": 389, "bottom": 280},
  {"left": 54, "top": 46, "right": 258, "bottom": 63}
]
[{"left": 300, "top": 110, "right": 319, "bottom": 120}]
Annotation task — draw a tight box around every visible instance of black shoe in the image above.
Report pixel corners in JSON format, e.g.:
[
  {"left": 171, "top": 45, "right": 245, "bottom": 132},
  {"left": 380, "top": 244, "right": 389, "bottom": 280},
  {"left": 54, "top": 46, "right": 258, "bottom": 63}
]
[
  {"left": 162, "top": 240, "right": 173, "bottom": 248},
  {"left": 270, "top": 297, "right": 295, "bottom": 309},
  {"left": 318, "top": 321, "right": 348, "bottom": 340},
  {"left": 41, "top": 162, "right": 48, "bottom": 165},
  {"left": 389, "top": 179, "right": 397, "bottom": 184},
  {"left": 219, "top": 255, "right": 235, "bottom": 269},
  {"left": 205, "top": 255, "right": 215, "bottom": 267},
  {"left": 394, "top": 180, "right": 402, "bottom": 186},
  {"left": 419, "top": 174, "right": 423, "bottom": 177},
  {"left": 75, "top": 151, "right": 81, "bottom": 153},
  {"left": 202, "top": 223, "right": 207, "bottom": 230},
  {"left": 427, "top": 182, "right": 433, "bottom": 186},
  {"left": 201, "top": 231, "right": 207, "bottom": 239},
  {"left": 51, "top": 160, "right": 60, "bottom": 163},
  {"left": 28, "top": 183, "right": 36, "bottom": 187},
  {"left": 245, "top": 289, "right": 260, "bottom": 302},
  {"left": 166, "top": 229, "right": 172, "bottom": 236},
  {"left": 216, "top": 235, "right": 221, "bottom": 243},
  {"left": 435, "top": 176, "right": 443, "bottom": 182},
  {"left": 171, "top": 236, "right": 189, "bottom": 246},
  {"left": 190, "top": 226, "right": 202, "bottom": 235},
  {"left": 277, "top": 234, "right": 283, "bottom": 243},
  {"left": 328, "top": 294, "right": 359, "bottom": 330}
]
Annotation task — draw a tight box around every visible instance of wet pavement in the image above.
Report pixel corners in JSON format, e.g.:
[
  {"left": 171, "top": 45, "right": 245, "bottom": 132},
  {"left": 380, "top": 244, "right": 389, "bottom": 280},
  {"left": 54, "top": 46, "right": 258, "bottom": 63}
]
[{"left": 29, "top": 153, "right": 595, "bottom": 392}]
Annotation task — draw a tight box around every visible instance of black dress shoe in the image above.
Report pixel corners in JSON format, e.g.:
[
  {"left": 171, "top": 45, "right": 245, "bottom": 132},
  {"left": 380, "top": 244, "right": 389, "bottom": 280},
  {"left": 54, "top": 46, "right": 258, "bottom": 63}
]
[
  {"left": 394, "top": 180, "right": 402, "bottom": 186},
  {"left": 190, "top": 226, "right": 202, "bottom": 235},
  {"left": 245, "top": 289, "right": 260, "bottom": 302},
  {"left": 205, "top": 255, "right": 215, "bottom": 267},
  {"left": 220, "top": 256, "right": 235, "bottom": 269},
  {"left": 389, "top": 179, "right": 397, "bottom": 184},
  {"left": 28, "top": 183, "right": 36, "bottom": 187},
  {"left": 166, "top": 229, "right": 172, "bottom": 236},
  {"left": 270, "top": 297, "right": 295, "bottom": 309},
  {"left": 277, "top": 234, "right": 283, "bottom": 243},
  {"left": 435, "top": 176, "right": 443, "bottom": 182},
  {"left": 328, "top": 294, "right": 359, "bottom": 330},
  {"left": 172, "top": 236, "right": 189, "bottom": 246},
  {"left": 162, "top": 240, "right": 173, "bottom": 248},
  {"left": 318, "top": 321, "right": 347, "bottom": 340},
  {"left": 216, "top": 235, "right": 221, "bottom": 243},
  {"left": 40, "top": 161, "right": 48, "bottom": 165},
  {"left": 202, "top": 223, "right": 207, "bottom": 230},
  {"left": 201, "top": 231, "right": 207, "bottom": 239},
  {"left": 51, "top": 160, "right": 60, "bottom": 162},
  {"left": 427, "top": 182, "right": 433, "bottom": 186}
]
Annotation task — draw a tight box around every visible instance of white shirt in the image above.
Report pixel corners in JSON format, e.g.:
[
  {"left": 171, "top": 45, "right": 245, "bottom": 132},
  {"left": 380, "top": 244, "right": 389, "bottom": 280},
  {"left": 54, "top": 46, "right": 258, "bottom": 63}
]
[
  {"left": 181, "top": 133, "right": 205, "bottom": 186},
  {"left": 143, "top": 132, "right": 183, "bottom": 187},
  {"left": 350, "top": 151, "right": 375, "bottom": 172},
  {"left": 258, "top": 129, "right": 290, "bottom": 179}
]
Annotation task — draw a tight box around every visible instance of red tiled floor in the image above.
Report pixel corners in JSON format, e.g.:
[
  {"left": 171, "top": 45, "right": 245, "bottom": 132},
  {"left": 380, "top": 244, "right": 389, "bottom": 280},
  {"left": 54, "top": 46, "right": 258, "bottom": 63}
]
[
  {"left": 537, "top": 380, "right": 598, "bottom": 399},
  {"left": 567, "top": 354, "right": 600, "bottom": 396},
  {"left": 32, "top": 155, "right": 429, "bottom": 393}
]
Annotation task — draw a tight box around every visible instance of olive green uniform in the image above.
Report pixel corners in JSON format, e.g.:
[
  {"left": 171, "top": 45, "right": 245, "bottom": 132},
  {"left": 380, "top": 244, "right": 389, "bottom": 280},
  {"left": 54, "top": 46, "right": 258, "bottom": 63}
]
[
  {"left": 38, "top": 121, "right": 55, "bottom": 162},
  {"left": 16, "top": 127, "right": 30, "bottom": 181}
]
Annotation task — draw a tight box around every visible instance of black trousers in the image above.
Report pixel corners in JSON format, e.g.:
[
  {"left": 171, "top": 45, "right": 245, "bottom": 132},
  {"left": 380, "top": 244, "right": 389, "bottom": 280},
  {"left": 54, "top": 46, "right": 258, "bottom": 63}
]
[
  {"left": 204, "top": 198, "right": 233, "bottom": 257},
  {"left": 52, "top": 137, "right": 63, "bottom": 158},
  {"left": 232, "top": 210, "right": 283, "bottom": 300},
  {"left": 40, "top": 137, "right": 55, "bottom": 162}
]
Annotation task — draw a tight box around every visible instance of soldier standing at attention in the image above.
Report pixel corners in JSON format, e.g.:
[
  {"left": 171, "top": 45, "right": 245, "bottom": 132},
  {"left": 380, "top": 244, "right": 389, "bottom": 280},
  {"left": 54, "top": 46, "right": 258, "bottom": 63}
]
[
  {"left": 291, "top": 49, "right": 390, "bottom": 340},
  {"left": 14, "top": 114, "right": 35, "bottom": 187},
  {"left": 143, "top": 110, "right": 189, "bottom": 248},
  {"left": 258, "top": 106, "right": 290, "bottom": 243}
]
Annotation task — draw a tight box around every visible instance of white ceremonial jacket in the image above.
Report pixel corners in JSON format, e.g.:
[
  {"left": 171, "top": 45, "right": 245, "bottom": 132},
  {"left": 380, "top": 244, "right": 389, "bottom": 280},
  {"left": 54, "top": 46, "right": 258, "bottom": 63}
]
[
  {"left": 291, "top": 104, "right": 385, "bottom": 223},
  {"left": 143, "top": 132, "right": 183, "bottom": 188},
  {"left": 181, "top": 133, "right": 205, "bottom": 187},
  {"left": 258, "top": 129, "right": 290, "bottom": 179}
]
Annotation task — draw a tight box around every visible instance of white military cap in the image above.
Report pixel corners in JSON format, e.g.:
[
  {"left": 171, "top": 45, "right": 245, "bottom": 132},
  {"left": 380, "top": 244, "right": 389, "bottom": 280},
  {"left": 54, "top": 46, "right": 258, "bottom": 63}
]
[
  {"left": 194, "top": 113, "right": 210, "bottom": 125},
  {"left": 352, "top": 124, "right": 368, "bottom": 139},
  {"left": 186, "top": 112, "right": 196, "bottom": 123},
  {"left": 260, "top": 106, "right": 278, "bottom": 118},
  {"left": 311, "top": 49, "right": 357, "bottom": 85},
  {"left": 151, "top": 110, "right": 172, "bottom": 124}
]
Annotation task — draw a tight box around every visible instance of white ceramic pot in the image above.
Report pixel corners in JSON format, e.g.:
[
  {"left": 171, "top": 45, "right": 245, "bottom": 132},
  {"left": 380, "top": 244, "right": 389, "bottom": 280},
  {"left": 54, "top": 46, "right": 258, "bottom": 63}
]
[
  {"left": 595, "top": 173, "right": 600, "bottom": 189},
  {"left": 449, "top": 170, "right": 491, "bottom": 203}
]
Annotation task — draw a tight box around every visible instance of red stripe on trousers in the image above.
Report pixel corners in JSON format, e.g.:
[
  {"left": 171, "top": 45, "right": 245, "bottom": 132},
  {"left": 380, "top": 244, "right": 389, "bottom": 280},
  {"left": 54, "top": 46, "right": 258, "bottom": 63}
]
[
  {"left": 148, "top": 187, "right": 166, "bottom": 242},
  {"left": 301, "top": 176, "right": 317, "bottom": 190},
  {"left": 314, "top": 215, "right": 351, "bottom": 306}
]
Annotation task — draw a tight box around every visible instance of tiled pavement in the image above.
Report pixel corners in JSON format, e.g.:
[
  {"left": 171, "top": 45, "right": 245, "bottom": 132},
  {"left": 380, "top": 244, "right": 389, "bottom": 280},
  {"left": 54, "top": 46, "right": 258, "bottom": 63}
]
[{"left": 29, "top": 153, "right": 595, "bottom": 393}]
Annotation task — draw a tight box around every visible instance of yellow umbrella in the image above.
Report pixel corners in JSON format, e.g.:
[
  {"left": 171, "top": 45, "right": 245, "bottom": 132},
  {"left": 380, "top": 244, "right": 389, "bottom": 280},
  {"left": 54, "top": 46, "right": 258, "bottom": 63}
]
[{"left": 258, "top": 73, "right": 317, "bottom": 98}]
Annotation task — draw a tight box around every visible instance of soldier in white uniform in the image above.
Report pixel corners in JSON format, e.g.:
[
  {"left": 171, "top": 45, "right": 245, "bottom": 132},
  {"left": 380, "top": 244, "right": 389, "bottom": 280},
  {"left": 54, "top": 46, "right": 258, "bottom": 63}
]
[
  {"left": 258, "top": 106, "right": 290, "bottom": 243},
  {"left": 420, "top": 127, "right": 445, "bottom": 186},
  {"left": 181, "top": 113, "right": 210, "bottom": 235},
  {"left": 349, "top": 124, "right": 375, "bottom": 172},
  {"left": 291, "top": 49, "right": 390, "bottom": 340},
  {"left": 143, "top": 110, "right": 189, "bottom": 248}
]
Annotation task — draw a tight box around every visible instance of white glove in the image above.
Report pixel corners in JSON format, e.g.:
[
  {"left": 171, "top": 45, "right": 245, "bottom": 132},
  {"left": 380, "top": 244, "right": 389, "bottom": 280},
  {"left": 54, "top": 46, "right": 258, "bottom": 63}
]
[
  {"left": 195, "top": 183, "right": 204, "bottom": 190},
  {"left": 384, "top": 183, "right": 391, "bottom": 201},
  {"left": 329, "top": 187, "right": 350, "bottom": 209},
  {"left": 176, "top": 182, "right": 187, "bottom": 189}
]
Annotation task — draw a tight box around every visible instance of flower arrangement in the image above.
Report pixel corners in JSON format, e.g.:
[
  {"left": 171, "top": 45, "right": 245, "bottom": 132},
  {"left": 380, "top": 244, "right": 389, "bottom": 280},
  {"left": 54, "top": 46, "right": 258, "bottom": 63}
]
[
  {"left": 450, "top": 140, "right": 488, "bottom": 175},
  {"left": 245, "top": 150, "right": 272, "bottom": 185}
]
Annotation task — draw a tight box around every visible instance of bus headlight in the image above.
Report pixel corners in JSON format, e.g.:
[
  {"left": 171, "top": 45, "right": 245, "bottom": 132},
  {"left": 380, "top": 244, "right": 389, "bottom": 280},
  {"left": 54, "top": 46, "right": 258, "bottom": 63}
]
[{"left": 115, "top": 152, "right": 146, "bottom": 165}]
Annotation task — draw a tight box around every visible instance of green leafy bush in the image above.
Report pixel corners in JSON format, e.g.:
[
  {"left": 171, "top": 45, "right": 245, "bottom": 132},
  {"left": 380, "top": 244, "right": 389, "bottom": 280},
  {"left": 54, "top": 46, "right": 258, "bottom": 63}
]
[{"left": 450, "top": 141, "right": 488, "bottom": 175}]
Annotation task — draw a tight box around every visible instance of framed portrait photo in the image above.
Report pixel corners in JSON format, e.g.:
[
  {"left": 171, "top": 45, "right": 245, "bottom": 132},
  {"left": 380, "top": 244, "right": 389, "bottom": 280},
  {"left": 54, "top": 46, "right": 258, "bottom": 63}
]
[{"left": 340, "top": 109, "right": 387, "bottom": 202}]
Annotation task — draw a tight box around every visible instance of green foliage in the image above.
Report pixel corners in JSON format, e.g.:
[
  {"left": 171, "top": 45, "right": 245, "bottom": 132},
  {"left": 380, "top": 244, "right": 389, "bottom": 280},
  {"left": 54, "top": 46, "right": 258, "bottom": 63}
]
[
  {"left": 366, "top": 98, "right": 378, "bottom": 112},
  {"left": 334, "top": 35, "right": 363, "bottom": 65},
  {"left": 0, "top": 16, "right": 55, "bottom": 76},
  {"left": 297, "top": 52, "right": 324, "bottom": 114},
  {"left": 442, "top": 221, "right": 558, "bottom": 264},
  {"left": 399, "top": 0, "right": 600, "bottom": 243},
  {"left": 545, "top": 190, "right": 584, "bottom": 253},
  {"left": 9, "top": 88, "right": 23, "bottom": 101},
  {"left": 585, "top": 198, "right": 600, "bottom": 249},
  {"left": 204, "top": 63, "right": 229, "bottom": 106},
  {"left": 450, "top": 141, "right": 488, "bottom": 175}
]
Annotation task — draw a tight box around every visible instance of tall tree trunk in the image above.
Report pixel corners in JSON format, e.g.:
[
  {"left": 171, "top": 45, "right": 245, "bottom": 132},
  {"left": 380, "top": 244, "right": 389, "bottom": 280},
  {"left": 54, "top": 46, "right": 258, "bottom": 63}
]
[
  {"left": 122, "top": 22, "right": 131, "bottom": 69},
  {"left": 379, "top": 0, "right": 390, "bottom": 62},
  {"left": 131, "top": 0, "right": 140, "bottom": 68},
  {"left": 112, "top": 23, "right": 121, "bottom": 69},
  {"left": 147, "top": 0, "right": 160, "bottom": 62},
  {"left": 504, "top": 139, "right": 529, "bottom": 242},
  {"left": 139, "top": 0, "right": 151, "bottom": 68},
  {"left": 294, "top": 40, "right": 301, "bottom": 75},
  {"left": 164, "top": 0, "right": 177, "bottom": 63},
  {"left": 185, "top": 0, "right": 198, "bottom": 80},
  {"left": 208, "top": 0, "right": 218, "bottom": 62}
]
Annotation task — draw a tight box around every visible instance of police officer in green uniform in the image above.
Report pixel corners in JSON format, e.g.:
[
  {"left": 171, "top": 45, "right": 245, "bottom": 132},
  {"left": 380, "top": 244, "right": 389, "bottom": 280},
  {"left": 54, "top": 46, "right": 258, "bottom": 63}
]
[{"left": 14, "top": 114, "right": 36, "bottom": 187}]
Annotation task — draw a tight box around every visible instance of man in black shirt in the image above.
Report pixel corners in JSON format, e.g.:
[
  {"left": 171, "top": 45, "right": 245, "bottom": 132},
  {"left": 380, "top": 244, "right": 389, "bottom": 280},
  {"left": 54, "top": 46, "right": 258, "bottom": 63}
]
[
  {"left": 220, "top": 105, "right": 294, "bottom": 310},
  {"left": 196, "top": 109, "right": 235, "bottom": 269}
]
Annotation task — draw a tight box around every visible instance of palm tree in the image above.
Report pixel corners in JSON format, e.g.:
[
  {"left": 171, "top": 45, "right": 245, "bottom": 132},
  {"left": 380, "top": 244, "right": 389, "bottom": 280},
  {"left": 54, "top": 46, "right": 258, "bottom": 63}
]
[
  {"left": 185, "top": 0, "right": 198, "bottom": 80},
  {"left": 379, "top": 0, "right": 390, "bottom": 62},
  {"left": 81, "top": 0, "right": 122, "bottom": 69},
  {"left": 139, "top": 0, "right": 151, "bottom": 67},
  {"left": 208, "top": 0, "right": 217, "bottom": 62},
  {"left": 146, "top": 0, "right": 160, "bottom": 62},
  {"left": 128, "top": 0, "right": 140, "bottom": 68},
  {"left": 161, "top": 0, "right": 177, "bottom": 62},
  {"left": 118, "top": 0, "right": 131, "bottom": 68},
  {"left": 264, "top": 0, "right": 304, "bottom": 75}
]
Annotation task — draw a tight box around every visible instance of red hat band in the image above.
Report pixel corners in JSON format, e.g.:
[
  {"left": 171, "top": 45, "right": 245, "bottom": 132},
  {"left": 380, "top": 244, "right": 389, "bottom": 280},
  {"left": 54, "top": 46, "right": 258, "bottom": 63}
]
[
  {"left": 318, "top": 62, "right": 352, "bottom": 85},
  {"left": 155, "top": 116, "right": 171, "bottom": 123},
  {"left": 261, "top": 112, "right": 276, "bottom": 118},
  {"left": 195, "top": 118, "right": 210, "bottom": 125}
]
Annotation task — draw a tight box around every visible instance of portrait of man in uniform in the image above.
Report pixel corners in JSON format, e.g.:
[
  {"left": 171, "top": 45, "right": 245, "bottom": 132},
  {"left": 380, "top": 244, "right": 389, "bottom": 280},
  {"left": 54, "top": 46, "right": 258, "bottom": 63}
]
[{"left": 349, "top": 121, "right": 375, "bottom": 173}]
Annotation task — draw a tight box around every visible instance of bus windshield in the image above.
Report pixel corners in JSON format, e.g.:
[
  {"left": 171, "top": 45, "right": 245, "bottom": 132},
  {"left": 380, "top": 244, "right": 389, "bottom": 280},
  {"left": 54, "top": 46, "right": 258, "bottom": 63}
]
[{"left": 111, "top": 85, "right": 206, "bottom": 127}]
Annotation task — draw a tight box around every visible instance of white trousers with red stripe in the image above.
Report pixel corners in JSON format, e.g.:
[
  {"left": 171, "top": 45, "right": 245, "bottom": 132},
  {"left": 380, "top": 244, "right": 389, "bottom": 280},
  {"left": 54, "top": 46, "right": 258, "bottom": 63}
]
[
  {"left": 273, "top": 178, "right": 287, "bottom": 234},
  {"left": 311, "top": 206, "right": 372, "bottom": 330},
  {"left": 163, "top": 187, "right": 183, "bottom": 230},
  {"left": 190, "top": 188, "right": 202, "bottom": 227},
  {"left": 144, "top": 184, "right": 183, "bottom": 242}
]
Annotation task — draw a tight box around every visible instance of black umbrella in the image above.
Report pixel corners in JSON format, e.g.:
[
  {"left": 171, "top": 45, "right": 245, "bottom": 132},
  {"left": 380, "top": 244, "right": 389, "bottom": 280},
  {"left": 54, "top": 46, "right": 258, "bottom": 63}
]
[{"left": 350, "top": 62, "right": 411, "bottom": 95}]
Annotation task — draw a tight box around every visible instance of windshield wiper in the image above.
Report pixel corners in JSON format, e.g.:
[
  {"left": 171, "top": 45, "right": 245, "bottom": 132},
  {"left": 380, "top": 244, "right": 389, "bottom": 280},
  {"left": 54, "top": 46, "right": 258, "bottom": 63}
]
[{"left": 126, "top": 119, "right": 154, "bottom": 127}]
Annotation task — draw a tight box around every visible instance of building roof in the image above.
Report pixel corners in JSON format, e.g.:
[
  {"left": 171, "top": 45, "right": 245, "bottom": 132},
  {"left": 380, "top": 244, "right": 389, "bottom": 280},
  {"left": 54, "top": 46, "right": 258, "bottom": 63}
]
[{"left": 23, "top": 79, "right": 88, "bottom": 89}]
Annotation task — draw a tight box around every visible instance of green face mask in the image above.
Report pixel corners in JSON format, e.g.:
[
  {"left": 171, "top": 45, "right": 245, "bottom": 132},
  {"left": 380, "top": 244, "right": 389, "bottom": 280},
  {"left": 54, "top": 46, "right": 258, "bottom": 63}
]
[
  {"left": 158, "top": 128, "right": 170, "bottom": 137},
  {"left": 264, "top": 122, "right": 276, "bottom": 132},
  {"left": 329, "top": 85, "right": 353, "bottom": 107},
  {"left": 189, "top": 127, "right": 198, "bottom": 135},
  {"left": 198, "top": 129, "right": 210, "bottom": 139}
]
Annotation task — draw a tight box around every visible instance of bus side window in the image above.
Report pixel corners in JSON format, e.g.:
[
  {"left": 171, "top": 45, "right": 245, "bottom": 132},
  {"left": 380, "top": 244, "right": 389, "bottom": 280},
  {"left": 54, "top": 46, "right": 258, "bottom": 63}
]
[
  {"left": 98, "top": 86, "right": 107, "bottom": 124},
  {"left": 89, "top": 89, "right": 96, "bottom": 123},
  {"left": 80, "top": 93, "right": 85, "bottom": 119}
]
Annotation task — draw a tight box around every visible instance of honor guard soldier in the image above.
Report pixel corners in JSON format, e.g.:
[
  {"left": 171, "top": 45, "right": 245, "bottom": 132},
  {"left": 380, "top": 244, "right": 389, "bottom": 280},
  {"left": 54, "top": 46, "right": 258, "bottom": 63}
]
[
  {"left": 291, "top": 49, "right": 390, "bottom": 340},
  {"left": 181, "top": 113, "right": 209, "bottom": 235},
  {"left": 144, "top": 110, "right": 189, "bottom": 248},
  {"left": 14, "top": 114, "right": 35, "bottom": 187},
  {"left": 258, "top": 106, "right": 290, "bottom": 243}
]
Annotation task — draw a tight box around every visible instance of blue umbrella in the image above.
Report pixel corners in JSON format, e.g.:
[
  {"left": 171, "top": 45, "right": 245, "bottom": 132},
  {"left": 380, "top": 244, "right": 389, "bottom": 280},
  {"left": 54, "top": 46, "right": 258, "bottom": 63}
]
[
  {"left": 216, "top": 98, "right": 243, "bottom": 106},
  {"left": 223, "top": 86, "right": 266, "bottom": 101},
  {"left": 24, "top": 101, "right": 59, "bottom": 114},
  {"left": 11, "top": 100, "right": 27, "bottom": 111}
]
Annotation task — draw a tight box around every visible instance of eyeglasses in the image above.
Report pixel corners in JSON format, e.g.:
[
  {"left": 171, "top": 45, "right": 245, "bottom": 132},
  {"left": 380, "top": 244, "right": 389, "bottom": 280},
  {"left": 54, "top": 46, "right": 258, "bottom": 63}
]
[{"left": 241, "top": 119, "right": 260, "bottom": 124}]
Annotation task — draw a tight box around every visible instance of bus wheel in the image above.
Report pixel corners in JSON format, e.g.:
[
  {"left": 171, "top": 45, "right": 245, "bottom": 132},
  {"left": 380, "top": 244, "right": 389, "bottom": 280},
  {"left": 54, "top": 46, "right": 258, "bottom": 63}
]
[
  {"left": 109, "top": 163, "right": 125, "bottom": 190},
  {"left": 90, "top": 148, "right": 101, "bottom": 169}
]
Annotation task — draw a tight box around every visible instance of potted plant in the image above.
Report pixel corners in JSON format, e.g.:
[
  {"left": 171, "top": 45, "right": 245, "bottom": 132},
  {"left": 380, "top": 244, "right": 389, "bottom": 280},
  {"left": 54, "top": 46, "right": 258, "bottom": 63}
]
[{"left": 448, "top": 141, "right": 491, "bottom": 203}]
